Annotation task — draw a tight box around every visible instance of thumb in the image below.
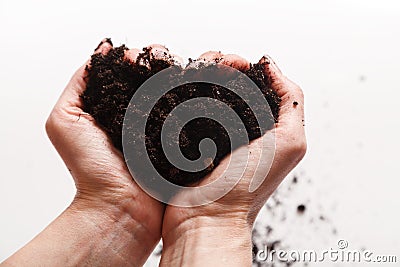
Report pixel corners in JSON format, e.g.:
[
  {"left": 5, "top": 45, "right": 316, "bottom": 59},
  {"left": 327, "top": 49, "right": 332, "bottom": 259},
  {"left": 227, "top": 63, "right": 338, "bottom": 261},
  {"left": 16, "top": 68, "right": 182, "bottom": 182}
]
[
  {"left": 259, "top": 55, "right": 305, "bottom": 130},
  {"left": 55, "top": 39, "right": 113, "bottom": 111}
]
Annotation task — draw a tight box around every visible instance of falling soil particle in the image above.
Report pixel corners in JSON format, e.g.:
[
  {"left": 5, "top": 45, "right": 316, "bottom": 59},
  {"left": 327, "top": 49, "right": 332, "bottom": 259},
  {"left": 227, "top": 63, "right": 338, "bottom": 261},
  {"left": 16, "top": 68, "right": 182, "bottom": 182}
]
[{"left": 297, "top": 204, "right": 306, "bottom": 214}]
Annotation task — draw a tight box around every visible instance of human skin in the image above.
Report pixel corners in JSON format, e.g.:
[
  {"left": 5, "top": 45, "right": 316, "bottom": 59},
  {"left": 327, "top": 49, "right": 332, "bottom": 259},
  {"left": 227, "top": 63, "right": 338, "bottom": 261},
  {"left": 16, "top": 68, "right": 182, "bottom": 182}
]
[
  {"left": 1, "top": 40, "right": 167, "bottom": 267},
  {"left": 160, "top": 52, "right": 306, "bottom": 266},
  {"left": 1, "top": 40, "right": 306, "bottom": 267}
]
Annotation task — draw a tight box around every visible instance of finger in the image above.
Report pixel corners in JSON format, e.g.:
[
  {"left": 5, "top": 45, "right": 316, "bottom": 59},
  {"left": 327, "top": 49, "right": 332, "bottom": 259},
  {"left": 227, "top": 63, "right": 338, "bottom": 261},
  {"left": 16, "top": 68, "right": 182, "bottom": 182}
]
[
  {"left": 197, "top": 51, "right": 224, "bottom": 63},
  {"left": 198, "top": 52, "right": 250, "bottom": 74},
  {"left": 259, "top": 55, "right": 305, "bottom": 130},
  {"left": 170, "top": 53, "right": 184, "bottom": 66},
  {"left": 146, "top": 44, "right": 183, "bottom": 71},
  {"left": 146, "top": 44, "right": 184, "bottom": 67},
  {"left": 94, "top": 38, "right": 113, "bottom": 55},
  {"left": 254, "top": 56, "right": 306, "bottom": 195},
  {"left": 258, "top": 54, "right": 282, "bottom": 74},
  {"left": 124, "top": 48, "right": 141, "bottom": 63},
  {"left": 56, "top": 39, "right": 114, "bottom": 110},
  {"left": 72, "top": 38, "right": 113, "bottom": 96},
  {"left": 219, "top": 54, "right": 250, "bottom": 71},
  {"left": 147, "top": 44, "right": 171, "bottom": 61}
]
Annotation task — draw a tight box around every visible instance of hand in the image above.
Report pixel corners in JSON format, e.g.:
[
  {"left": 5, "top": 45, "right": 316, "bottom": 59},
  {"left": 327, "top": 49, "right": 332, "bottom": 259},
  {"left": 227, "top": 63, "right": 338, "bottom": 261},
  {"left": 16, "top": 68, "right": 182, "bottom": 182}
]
[
  {"left": 160, "top": 52, "right": 307, "bottom": 266},
  {"left": 3, "top": 40, "right": 171, "bottom": 267},
  {"left": 46, "top": 40, "right": 164, "bottom": 234},
  {"left": 46, "top": 40, "right": 176, "bottom": 265}
]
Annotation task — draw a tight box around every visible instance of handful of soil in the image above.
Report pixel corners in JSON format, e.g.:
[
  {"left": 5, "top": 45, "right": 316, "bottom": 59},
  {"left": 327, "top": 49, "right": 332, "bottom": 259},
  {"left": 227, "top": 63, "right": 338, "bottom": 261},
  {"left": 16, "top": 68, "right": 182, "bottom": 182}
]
[{"left": 81, "top": 41, "right": 281, "bottom": 186}]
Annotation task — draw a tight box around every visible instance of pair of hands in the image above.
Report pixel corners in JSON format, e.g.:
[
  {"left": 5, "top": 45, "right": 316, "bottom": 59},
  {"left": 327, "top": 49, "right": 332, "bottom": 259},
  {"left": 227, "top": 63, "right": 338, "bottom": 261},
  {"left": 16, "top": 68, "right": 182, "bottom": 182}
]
[{"left": 5, "top": 39, "right": 306, "bottom": 267}]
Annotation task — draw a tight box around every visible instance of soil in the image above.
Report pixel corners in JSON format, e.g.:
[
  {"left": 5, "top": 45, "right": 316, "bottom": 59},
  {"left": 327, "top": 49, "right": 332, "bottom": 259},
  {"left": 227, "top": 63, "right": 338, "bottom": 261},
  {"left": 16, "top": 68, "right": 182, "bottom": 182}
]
[
  {"left": 297, "top": 204, "right": 306, "bottom": 214},
  {"left": 81, "top": 42, "right": 281, "bottom": 186}
]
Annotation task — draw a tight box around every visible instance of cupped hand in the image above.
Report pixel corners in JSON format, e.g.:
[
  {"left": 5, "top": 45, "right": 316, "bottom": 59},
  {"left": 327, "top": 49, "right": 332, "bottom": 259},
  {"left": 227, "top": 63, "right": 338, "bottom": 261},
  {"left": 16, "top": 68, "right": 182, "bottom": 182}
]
[
  {"left": 160, "top": 51, "right": 306, "bottom": 266},
  {"left": 45, "top": 40, "right": 174, "bottom": 264}
]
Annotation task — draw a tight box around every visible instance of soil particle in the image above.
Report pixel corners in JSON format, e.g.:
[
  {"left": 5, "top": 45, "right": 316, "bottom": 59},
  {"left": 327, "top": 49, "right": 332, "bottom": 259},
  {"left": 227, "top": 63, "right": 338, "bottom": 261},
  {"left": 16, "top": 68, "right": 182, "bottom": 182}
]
[
  {"left": 82, "top": 43, "right": 281, "bottom": 186},
  {"left": 297, "top": 204, "right": 306, "bottom": 214}
]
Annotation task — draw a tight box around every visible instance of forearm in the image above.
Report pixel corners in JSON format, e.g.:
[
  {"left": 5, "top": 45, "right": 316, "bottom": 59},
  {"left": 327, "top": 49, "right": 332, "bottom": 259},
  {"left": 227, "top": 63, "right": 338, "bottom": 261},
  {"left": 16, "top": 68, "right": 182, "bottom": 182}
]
[
  {"left": 2, "top": 200, "right": 158, "bottom": 267},
  {"left": 160, "top": 217, "right": 253, "bottom": 267}
]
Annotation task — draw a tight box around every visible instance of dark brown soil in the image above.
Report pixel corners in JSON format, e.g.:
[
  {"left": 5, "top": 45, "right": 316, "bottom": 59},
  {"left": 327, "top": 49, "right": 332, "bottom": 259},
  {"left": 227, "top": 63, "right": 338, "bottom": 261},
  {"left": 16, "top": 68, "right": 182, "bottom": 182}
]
[
  {"left": 81, "top": 42, "right": 281, "bottom": 186},
  {"left": 297, "top": 204, "right": 306, "bottom": 214}
]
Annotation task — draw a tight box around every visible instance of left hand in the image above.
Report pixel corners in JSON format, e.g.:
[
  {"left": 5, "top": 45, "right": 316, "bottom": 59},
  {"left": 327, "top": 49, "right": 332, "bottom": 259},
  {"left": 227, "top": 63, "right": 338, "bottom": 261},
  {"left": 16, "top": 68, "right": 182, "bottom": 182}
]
[{"left": 160, "top": 52, "right": 307, "bottom": 267}]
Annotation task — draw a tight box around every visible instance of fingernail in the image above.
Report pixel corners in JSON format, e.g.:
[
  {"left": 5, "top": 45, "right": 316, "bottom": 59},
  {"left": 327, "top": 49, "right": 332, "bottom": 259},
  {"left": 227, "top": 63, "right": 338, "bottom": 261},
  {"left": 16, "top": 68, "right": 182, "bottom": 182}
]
[
  {"left": 259, "top": 55, "right": 271, "bottom": 65},
  {"left": 94, "top": 38, "right": 113, "bottom": 52},
  {"left": 149, "top": 46, "right": 170, "bottom": 61},
  {"left": 260, "top": 54, "right": 282, "bottom": 74}
]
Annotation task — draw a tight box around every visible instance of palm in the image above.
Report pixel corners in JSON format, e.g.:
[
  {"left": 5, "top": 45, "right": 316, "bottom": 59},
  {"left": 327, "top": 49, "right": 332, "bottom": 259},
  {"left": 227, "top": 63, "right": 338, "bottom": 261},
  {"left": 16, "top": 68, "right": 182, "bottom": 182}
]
[
  {"left": 46, "top": 58, "right": 164, "bottom": 236},
  {"left": 162, "top": 54, "right": 306, "bottom": 234}
]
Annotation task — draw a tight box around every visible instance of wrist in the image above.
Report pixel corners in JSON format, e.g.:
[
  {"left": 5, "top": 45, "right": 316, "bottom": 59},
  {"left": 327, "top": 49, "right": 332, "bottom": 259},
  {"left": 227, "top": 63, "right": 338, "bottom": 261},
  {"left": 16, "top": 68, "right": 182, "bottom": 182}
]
[
  {"left": 4, "top": 198, "right": 160, "bottom": 267},
  {"left": 72, "top": 184, "right": 163, "bottom": 242},
  {"left": 161, "top": 216, "right": 253, "bottom": 267},
  {"left": 68, "top": 202, "right": 157, "bottom": 266},
  {"left": 65, "top": 196, "right": 160, "bottom": 265}
]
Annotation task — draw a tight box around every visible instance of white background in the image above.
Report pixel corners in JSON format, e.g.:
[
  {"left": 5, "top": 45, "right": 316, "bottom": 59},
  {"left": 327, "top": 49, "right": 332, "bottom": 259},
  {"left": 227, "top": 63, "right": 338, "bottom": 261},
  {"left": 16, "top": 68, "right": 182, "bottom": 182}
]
[{"left": 1, "top": 0, "right": 399, "bottom": 266}]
